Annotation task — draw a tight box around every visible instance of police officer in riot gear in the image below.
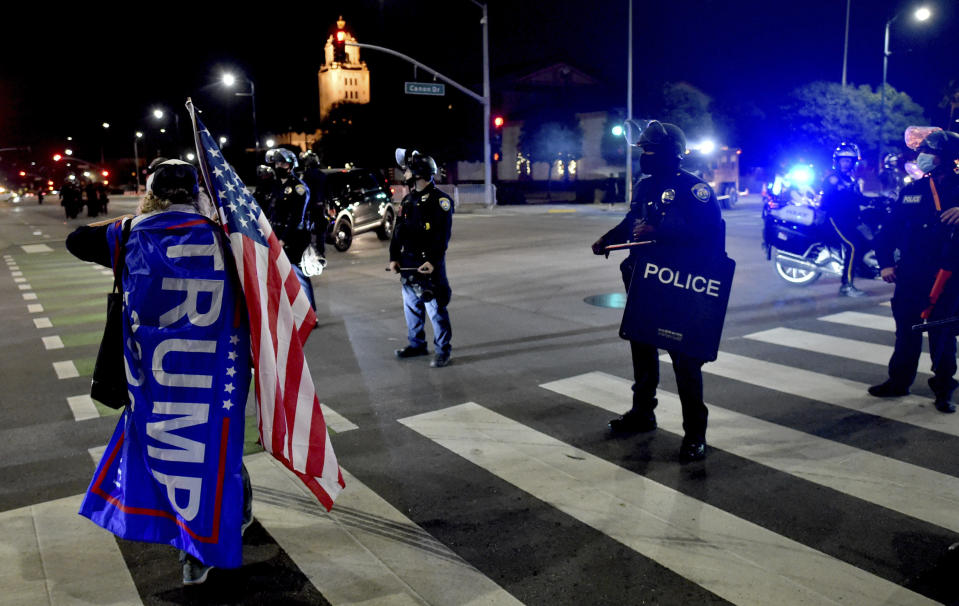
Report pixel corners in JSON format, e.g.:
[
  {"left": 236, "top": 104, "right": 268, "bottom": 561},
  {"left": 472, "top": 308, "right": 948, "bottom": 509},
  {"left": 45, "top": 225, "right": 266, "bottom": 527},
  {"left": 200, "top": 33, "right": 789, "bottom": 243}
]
[
  {"left": 870, "top": 129, "right": 959, "bottom": 412},
  {"left": 820, "top": 142, "right": 868, "bottom": 297},
  {"left": 298, "top": 149, "right": 329, "bottom": 260},
  {"left": 252, "top": 164, "right": 275, "bottom": 210},
  {"left": 389, "top": 148, "right": 454, "bottom": 368},
  {"left": 591, "top": 120, "right": 723, "bottom": 463},
  {"left": 263, "top": 148, "right": 317, "bottom": 310},
  {"left": 879, "top": 153, "right": 906, "bottom": 201}
]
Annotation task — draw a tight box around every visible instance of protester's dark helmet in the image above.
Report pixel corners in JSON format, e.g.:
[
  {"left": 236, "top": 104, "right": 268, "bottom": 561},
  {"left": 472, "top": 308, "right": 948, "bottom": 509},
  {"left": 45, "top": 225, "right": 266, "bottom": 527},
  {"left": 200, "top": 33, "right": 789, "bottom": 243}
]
[
  {"left": 919, "top": 130, "right": 959, "bottom": 161},
  {"left": 149, "top": 159, "right": 199, "bottom": 198},
  {"left": 637, "top": 120, "right": 687, "bottom": 159},
  {"left": 883, "top": 153, "right": 900, "bottom": 169},
  {"left": 395, "top": 147, "right": 437, "bottom": 179},
  {"left": 255, "top": 164, "right": 275, "bottom": 180},
  {"left": 832, "top": 142, "right": 861, "bottom": 169},
  {"left": 265, "top": 148, "right": 298, "bottom": 168},
  {"left": 298, "top": 150, "right": 320, "bottom": 170}
]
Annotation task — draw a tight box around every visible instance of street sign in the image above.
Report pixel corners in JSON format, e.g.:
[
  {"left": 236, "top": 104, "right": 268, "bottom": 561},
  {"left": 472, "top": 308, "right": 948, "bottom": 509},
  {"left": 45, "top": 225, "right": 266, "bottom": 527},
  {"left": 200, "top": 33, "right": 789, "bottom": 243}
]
[{"left": 405, "top": 82, "right": 446, "bottom": 96}]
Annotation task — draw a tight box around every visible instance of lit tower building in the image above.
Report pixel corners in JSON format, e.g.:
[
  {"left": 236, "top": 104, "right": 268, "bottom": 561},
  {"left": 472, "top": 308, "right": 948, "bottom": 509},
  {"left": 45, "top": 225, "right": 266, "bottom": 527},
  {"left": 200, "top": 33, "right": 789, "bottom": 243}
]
[{"left": 318, "top": 17, "right": 370, "bottom": 121}]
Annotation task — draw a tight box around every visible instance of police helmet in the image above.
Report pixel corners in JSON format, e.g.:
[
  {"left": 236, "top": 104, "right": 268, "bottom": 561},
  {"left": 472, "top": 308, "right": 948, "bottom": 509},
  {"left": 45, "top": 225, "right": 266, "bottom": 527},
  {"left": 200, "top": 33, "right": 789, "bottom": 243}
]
[
  {"left": 255, "top": 164, "right": 275, "bottom": 180},
  {"left": 832, "top": 142, "right": 861, "bottom": 169},
  {"left": 146, "top": 156, "right": 170, "bottom": 175},
  {"left": 637, "top": 120, "right": 687, "bottom": 159},
  {"left": 918, "top": 130, "right": 959, "bottom": 161},
  {"left": 299, "top": 149, "right": 320, "bottom": 170},
  {"left": 395, "top": 148, "right": 437, "bottom": 179},
  {"left": 147, "top": 159, "right": 199, "bottom": 198},
  {"left": 265, "top": 147, "right": 298, "bottom": 168},
  {"left": 883, "top": 153, "right": 899, "bottom": 169}
]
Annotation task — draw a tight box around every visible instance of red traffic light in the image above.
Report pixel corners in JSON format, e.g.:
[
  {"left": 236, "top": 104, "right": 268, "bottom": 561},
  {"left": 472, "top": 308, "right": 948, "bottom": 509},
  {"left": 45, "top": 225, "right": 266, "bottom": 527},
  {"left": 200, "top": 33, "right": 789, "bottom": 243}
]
[
  {"left": 18, "top": 171, "right": 26, "bottom": 177},
  {"left": 53, "top": 153, "right": 63, "bottom": 162},
  {"left": 493, "top": 116, "right": 505, "bottom": 128},
  {"left": 101, "top": 170, "right": 109, "bottom": 177},
  {"left": 336, "top": 30, "right": 346, "bottom": 42}
]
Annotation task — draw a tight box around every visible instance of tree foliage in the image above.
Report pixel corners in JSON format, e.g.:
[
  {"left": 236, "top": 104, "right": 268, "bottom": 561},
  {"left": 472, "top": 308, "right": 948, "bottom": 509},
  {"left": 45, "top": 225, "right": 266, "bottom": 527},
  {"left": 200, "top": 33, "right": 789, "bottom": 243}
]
[
  {"left": 781, "top": 81, "right": 925, "bottom": 166},
  {"left": 517, "top": 110, "right": 583, "bottom": 182},
  {"left": 661, "top": 82, "right": 714, "bottom": 141}
]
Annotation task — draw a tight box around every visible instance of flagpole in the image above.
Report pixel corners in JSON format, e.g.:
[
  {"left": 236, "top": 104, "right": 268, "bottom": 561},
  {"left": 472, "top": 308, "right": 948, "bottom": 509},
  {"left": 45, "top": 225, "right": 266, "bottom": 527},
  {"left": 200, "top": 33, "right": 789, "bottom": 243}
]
[{"left": 185, "top": 98, "right": 224, "bottom": 229}]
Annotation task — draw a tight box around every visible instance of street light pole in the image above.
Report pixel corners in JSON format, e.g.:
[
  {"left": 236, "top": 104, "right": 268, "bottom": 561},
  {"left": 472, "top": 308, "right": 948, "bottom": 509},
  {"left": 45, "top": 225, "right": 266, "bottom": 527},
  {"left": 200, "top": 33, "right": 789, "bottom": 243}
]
[
  {"left": 476, "top": 0, "right": 492, "bottom": 208},
  {"left": 223, "top": 74, "right": 260, "bottom": 153},
  {"left": 842, "top": 0, "right": 851, "bottom": 87},
  {"left": 626, "top": 0, "right": 633, "bottom": 205},
  {"left": 880, "top": 14, "right": 897, "bottom": 168},
  {"left": 133, "top": 132, "right": 143, "bottom": 194}
]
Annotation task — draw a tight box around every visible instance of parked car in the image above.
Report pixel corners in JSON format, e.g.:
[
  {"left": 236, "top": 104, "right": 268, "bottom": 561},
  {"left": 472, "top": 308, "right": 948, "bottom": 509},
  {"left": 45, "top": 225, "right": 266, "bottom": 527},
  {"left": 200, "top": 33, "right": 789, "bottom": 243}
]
[{"left": 322, "top": 168, "right": 396, "bottom": 252}]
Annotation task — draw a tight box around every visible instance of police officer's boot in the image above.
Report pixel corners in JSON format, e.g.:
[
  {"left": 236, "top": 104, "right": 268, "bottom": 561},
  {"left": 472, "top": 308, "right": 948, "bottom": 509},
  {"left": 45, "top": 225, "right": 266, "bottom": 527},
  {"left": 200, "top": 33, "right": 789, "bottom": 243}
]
[
  {"left": 839, "top": 282, "right": 867, "bottom": 297},
  {"left": 679, "top": 438, "right": 707, "bottom": 464},
  {"left": 395, "top": 345, "right": 429, "bottom": 359},
  {"left": 929, "top": 377, "right": 958, "bottom": 413},
  {"left": 867, "top": 380, "right": 910, "bottom": 398},
  {"left": 609, "top": 400, "right": 657, "bottom": 434}
]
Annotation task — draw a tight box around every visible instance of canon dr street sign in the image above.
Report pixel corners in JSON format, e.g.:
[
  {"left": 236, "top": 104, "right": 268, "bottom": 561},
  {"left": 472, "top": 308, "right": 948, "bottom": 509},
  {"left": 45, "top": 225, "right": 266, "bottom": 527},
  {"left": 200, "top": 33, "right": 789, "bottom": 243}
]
[{"left": 405, "top": 82, "right": 446, "bottom": 96}]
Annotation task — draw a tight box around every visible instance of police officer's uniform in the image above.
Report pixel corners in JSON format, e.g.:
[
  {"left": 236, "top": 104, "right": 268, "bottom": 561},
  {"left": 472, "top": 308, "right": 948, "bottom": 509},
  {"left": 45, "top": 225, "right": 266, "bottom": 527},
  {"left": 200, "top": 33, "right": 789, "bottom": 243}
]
[
  {"left": 390, "top": 181, "right": 454, "bottom": 360},
  {"left": 598, "top": 168, "right": 723, "bottom": 451},
  {"left": 264, "top": 172, "right": 316, "bottom": 308},
  {"left": 873, "top": 171, "right": 959, "bottom": 403},
  {"left": 820, "top": 169, "right": 866, "bottom": 293}
]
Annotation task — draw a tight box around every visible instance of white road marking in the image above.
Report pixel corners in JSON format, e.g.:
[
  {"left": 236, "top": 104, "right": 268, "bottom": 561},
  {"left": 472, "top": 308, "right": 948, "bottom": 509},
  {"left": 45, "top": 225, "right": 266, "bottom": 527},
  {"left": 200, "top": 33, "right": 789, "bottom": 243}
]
[
  {"left": 400, "top": 403, "right": 936, "bottom": 606},
  {"left": 248, "top": 453, "right": 521, "bottom": 606},
  {"left": 33, "top": 318, "right": 53, "bottom": 329},
  {"left": 88, "top": 445, "right": 107, "bottom": 466},
  {"left": 68, "top": 395, "right": 100, "bottom": 422},
  {"left": 745, "top": 327, "right": 897, "bottom": 368},
  {"left": 42, "top": 336, "right": 64, "bottom": 350},
  {"left": 677, "top": 351, "right": 959, "bottom": 436},
  {"left": 27, "top": 304, "right": 44, "bottom": 313},
  {"left": 543, "top": 371, "right": 959, "bottom": 534},
  {"left": 819, "top": 311, "right": 896, "bottom": 332},
  {"left": 17, "top": 283, "right": 31, "bottom": 290},
  {"left": 20, "top": 244, "right": 54, "bottom": 253},
  {"left": 32, "top": 231, "right": 42, "bottom": 236},
  {"left": 11, "top": 271, "right": 22, "bottom": 276},
  {"left": 320, "top": 404, "right": 358, "bottom": 433},
  {"left": 22, "top": 293, "right": 38, "bottom": 300},
  {"left": 14, "top": 277, "right": 25, "bottom": 283},
  {"left": 0, "top": 494, "right": 143, "bottom": 605},
  {"left": 53, "top": 361, "right": 79, "bottom": 379}
]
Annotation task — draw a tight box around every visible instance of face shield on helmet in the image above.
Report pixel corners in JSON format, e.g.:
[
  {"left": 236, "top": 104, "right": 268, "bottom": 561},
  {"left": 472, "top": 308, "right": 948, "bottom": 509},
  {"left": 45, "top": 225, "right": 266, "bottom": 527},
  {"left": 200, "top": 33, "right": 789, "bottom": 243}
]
[
  {"left": 904, "top": 126, "right": 943, "bottom": 151},
  {"left": 395, "top": 148, "right": 416, "bottom": 171},
  {"left": 832, "top": 142, "right": 861, "bottom": 170},
  {"left": 883, "top": 153, "right": 900, "bottom": 169},
  {"left": 265, "top": 148, "right": 298, "bottom": 169},
  {"left": 299, "top": 150, "right": 319, "bottom": 170}
]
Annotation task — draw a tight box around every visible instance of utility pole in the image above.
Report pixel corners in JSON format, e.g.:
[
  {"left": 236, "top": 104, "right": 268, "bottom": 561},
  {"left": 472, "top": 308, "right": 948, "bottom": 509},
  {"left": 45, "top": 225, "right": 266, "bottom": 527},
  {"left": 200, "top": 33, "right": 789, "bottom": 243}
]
[
  {"left": 842, "top": 0, "right": 851, "bottom": 86},
  {"left": 626, "top": 0, "right": 633, "bottom": 205}
]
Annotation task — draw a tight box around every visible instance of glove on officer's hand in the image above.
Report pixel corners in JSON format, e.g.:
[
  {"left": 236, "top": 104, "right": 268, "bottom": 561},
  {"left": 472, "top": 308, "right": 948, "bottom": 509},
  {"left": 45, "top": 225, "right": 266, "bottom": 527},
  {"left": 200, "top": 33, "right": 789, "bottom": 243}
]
[
  {"left": 633, "top": 221, "right": 655, "bottom": 240},
  {"left": 418, "top": 261, "right": 434, "bottom": 274},
  {"left": 880, "top": 267, "right": 896, "bottom": 283},
  {"left": 591, "top": 238, "right": 607, "bottom": 256}
]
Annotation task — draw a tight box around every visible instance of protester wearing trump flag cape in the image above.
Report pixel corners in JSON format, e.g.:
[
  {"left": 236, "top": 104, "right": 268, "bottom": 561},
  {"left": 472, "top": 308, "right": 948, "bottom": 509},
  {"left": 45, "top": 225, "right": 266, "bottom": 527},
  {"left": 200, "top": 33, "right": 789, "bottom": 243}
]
[{"left": 592, "top": 119, "right": 735, "bottom": 464}]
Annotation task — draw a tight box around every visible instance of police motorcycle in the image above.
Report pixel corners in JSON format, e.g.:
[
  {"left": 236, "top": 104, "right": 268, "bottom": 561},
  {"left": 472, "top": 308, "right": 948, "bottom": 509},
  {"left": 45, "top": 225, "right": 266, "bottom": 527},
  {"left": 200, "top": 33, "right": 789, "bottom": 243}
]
[{"left": 761, "top": 164, "right": 890, "bottom": 286}]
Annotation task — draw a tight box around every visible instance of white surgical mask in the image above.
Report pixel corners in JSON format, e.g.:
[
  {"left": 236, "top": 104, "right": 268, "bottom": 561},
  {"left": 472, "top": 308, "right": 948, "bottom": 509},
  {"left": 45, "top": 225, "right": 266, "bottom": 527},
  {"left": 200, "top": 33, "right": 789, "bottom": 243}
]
[{"left": 916, "top": 153, "right": 938, "bottom": 174}]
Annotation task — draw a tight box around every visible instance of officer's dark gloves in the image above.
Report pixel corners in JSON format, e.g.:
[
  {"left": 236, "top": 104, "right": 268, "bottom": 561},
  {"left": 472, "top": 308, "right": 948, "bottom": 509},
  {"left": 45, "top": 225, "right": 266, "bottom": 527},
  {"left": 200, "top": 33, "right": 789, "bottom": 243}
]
[{"left": 591, "top": 238, "right": 607, "bottom": 256}]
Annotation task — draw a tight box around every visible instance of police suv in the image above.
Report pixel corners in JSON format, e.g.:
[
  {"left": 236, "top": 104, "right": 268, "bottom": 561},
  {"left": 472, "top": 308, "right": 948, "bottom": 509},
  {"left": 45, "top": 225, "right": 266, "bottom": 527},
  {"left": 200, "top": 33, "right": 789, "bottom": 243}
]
[{"left": 323, "top": 168, "right": 396, "bottom": 252}]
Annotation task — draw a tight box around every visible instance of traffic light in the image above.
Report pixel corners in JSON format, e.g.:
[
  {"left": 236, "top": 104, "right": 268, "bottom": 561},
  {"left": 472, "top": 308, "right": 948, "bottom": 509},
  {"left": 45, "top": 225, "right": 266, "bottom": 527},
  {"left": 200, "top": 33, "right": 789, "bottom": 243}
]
[
  {"left": 101, "top": 170, "right": 109, "bottom": 177},
  {"left": 493, "top": 115, "right": 504, "bottom": 129},
  {"left": 53, "top": 153, "right": 62, "bottom": 162},
  {"left": 333, "top": 29, "right": 347, "bottom": 63},
  {"left": 491, "top": 115, "right": 504, "bottom": 161},
  {"left": 18, "top": 171, "right": 26, "bottom": 177}
]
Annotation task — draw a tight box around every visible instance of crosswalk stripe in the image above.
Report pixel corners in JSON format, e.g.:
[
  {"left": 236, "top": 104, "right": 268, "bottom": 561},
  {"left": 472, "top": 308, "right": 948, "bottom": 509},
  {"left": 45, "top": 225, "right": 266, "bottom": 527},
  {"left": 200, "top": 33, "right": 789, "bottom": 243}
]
[
  {"left": 52, "top": 361, "right": 79, "bottom": 379},
  {"left": 17, "top": 283, "right": 31, "bottom": 290},
  {"left": 27, "top": 304, "right": 43, "bottom": 313},
  {"left": 20, "top": 244, "right": 53, "bottom": 253},
  {"left": 819, "top": 311, "right": 896, "bottom": 332},
  {"left": 400, "top": 402, "right": 935, "bottom": 606},
  {"left": 247, "top": 453, "right": 520, "bottom": 606},
  {"left": 680, "top": 351, "right": 959, "bottom": 437},
  {"left": 14, "top": 277, "right": 25, "bottom": 283},
  {"left": 22, "top": 293, "right": 37, "bottom": 300},
  {"left": 745, "top": 327, "right": 899, "bottom": 369},
  {"left": 11, "top": 271, "right": 23, "bottom": 277},
  {"left": 0, "top": 494, "right": 143, "bottom": 605},
  {"left": 33, "top": 318, "right": 52, "bottom": 329},
  {"left": 542, "top": 371, "right": 959, "bottom": 534},
  {"left": 68, "top": 395, "right": 100, "bottom": 422},
  {"left": 319, "top": 404, "right": 358, "bottom": 433},
  {"left": 42, "top": 336, "right": 64, "bottom": 350}
]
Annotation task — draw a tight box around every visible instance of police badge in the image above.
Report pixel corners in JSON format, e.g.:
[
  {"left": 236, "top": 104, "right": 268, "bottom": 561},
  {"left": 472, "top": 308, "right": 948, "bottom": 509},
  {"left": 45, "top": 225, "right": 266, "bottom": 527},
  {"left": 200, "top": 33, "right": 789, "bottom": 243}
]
[
  {"left": 439, "top": 197, "right": 451, "bottom": 211},
  {"left": 661, "top": 189, "right": 676, "bottom": 204},
  {"left": 692, "top": 183, "right": 711, "bottom": 202}
]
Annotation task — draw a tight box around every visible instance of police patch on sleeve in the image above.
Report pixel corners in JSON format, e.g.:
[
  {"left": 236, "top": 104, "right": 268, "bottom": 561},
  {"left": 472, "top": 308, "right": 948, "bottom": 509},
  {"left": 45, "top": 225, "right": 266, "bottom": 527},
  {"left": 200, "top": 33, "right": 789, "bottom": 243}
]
[
  {"left": 439, "top": 197, "right": 451, "bottom": 211},
  {"left": 295, "top": 184, "right": 306, "bottom": 196},
  {"left": 691, "top": 183, "right": 711, "bottom": 202}
]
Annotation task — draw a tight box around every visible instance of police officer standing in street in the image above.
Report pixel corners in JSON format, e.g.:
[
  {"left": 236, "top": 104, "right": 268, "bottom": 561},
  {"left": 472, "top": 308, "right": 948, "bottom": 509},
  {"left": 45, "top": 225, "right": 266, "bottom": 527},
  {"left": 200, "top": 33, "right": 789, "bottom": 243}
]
[
  {"left": 264, "top": 148, "right": 317, "bottom": 310},
  {"left": 869, "top": 129, "right": 959, "bottom": 412},
  {"left": 389, "top": 148, "right": 454, "bottom": 368},
  {"left": 591, "top": 121, "right": 724, "bottom": 463},
  {"left": 820, "top": 142, "right": 868, "bottom": 297},
  {"left": 298, "top": 150, "right": 329, "bottom": 262}
]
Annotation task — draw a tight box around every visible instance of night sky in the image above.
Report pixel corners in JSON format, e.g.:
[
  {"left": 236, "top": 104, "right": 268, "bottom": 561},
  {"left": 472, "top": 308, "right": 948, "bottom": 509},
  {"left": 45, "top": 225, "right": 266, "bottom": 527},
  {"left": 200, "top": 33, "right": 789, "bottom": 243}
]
[{"left": 1, "top": 0, "right": 956, "bottom": 166}]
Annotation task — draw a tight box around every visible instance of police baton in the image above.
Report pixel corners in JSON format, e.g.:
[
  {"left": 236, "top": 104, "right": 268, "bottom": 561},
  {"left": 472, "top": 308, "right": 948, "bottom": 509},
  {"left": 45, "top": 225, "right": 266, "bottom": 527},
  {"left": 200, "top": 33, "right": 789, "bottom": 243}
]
[
  {"left": 604, "top": 240, "right": 657, "bottom": 251},
  {"left": 385, "top": 267, "right": 426, "bottom": 272},
  {"left": 912, "top": 316, "right": 959, "bottom": 333}
]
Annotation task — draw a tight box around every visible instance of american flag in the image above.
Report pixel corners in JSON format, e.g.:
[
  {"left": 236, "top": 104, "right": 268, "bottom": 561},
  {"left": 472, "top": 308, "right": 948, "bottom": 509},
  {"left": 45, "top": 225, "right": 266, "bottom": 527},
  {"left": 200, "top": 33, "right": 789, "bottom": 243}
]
[{"left": 186, "top": 101, "right": 344, "bottom": 510}]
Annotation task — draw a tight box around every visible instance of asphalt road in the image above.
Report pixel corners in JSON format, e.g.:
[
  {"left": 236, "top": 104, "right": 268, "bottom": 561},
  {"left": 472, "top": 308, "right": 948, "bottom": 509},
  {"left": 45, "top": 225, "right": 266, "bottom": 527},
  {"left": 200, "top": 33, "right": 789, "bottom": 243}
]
[{"left": 1, "top": 192, "right": 957, "bottom": 605}]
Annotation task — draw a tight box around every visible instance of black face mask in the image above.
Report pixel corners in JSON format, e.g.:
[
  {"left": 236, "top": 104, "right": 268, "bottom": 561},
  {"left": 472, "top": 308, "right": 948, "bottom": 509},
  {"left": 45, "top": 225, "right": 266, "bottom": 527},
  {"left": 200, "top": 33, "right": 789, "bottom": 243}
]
[
  {"left": 640, "top": 151, "right": 677, "bottom": 176},
  {"left": 274, "top": 166, "right": 289, "bottom": 179}
]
